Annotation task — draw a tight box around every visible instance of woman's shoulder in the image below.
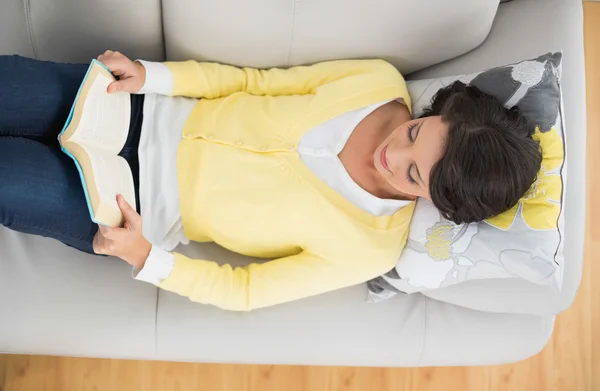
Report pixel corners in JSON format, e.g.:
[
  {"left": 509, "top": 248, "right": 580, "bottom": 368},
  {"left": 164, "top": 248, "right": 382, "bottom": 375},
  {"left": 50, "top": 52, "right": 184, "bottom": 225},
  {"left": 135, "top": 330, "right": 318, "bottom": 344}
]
[
  {"left": 304, "top": 59, "right": 410, "bottom": 116},
  {"left": 305, "top": 211, "right": 412, "bottom": 265}
]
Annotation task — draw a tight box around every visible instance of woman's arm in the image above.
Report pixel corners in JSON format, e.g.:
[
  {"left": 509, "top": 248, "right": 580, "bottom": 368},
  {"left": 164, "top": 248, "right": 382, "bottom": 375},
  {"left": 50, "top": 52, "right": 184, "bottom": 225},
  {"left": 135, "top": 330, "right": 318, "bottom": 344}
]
[
  {"left": 94, "top": 195, "right": 388, "bottom": 311},
  {"left": 139, "top": 246, "right": 384, "bottom": 312},
  {"left": 96, "top": 51, "right": 173, "bottom": 96},
  {"left": 97, "top": 51, "right": 409, "bottom": 104},
  {"left": 161, "top": 58, "right": 405, "bottom": 100}
]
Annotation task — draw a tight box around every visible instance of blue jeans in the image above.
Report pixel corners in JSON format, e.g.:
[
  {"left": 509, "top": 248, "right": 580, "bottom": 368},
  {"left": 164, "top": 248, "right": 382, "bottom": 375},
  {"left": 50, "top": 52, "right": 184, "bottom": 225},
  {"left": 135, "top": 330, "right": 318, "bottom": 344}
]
[{"left": 0, "top": 55, "right": 144, "bottom": 254}]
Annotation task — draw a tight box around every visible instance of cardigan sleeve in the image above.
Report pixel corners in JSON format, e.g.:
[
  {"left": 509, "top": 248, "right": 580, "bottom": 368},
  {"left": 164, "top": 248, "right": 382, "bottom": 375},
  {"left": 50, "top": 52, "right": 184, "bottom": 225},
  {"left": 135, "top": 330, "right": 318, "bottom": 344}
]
[
  {"left": 161, "top": 59, "right": 410, "bottom": 103},
  {"left": 150, "top": 246, "right": 391, "bottom": 311}
]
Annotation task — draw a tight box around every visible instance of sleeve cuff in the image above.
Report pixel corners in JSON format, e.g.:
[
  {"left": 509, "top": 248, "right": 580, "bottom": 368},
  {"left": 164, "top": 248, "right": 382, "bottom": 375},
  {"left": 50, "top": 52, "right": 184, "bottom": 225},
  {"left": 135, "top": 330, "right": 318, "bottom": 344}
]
[
  {"left": 136, "top": 60, "right": 174, "bottom": 95},
  {"left": 133, "top": 245, "right": 175, "bottom": 285}
]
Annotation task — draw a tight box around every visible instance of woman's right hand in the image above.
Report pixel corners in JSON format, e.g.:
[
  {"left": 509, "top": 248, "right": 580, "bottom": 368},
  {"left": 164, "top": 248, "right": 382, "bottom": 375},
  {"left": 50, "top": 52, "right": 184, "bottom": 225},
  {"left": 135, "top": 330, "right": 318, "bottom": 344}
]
[{"left": 97, "top": 50, "right": 146, "bottom": 94}]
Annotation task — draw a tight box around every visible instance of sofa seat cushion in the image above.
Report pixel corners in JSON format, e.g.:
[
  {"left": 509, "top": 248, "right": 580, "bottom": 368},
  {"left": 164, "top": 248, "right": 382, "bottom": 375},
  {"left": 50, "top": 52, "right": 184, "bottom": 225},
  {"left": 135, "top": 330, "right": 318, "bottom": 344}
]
[{"left": 0, "top": 228, "right": 158, "bottom": 359}]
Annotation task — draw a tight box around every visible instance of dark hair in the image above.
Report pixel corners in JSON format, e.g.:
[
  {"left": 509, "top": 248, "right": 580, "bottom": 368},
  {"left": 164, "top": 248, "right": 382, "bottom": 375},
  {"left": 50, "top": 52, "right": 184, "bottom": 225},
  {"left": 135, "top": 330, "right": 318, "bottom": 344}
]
[{"left": 420, "top": 81, "right": 542, "bottom": 224}]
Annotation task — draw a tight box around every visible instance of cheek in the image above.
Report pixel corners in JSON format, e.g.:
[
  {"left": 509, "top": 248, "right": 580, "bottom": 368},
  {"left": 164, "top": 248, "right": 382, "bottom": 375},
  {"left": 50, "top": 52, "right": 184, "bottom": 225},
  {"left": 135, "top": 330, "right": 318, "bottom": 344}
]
[
  {"left": 388, "top": 173, "right": 427, "bottom": 198},
  {"left": 388, "top": 172, "right": 413, "bottom": 194}
]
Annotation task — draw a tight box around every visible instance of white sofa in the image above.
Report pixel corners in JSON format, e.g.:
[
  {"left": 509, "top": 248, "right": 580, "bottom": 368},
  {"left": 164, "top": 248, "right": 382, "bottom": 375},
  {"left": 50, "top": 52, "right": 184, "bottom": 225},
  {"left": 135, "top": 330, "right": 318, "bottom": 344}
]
[{"left": 0, "top": 0, "right": 586, "bottom": 366}]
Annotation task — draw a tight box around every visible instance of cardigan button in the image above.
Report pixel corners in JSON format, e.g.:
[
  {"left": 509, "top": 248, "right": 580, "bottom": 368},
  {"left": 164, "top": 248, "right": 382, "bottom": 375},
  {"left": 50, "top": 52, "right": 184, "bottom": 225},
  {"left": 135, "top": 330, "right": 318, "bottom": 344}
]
[
  {"left": 185, "top": 133, "right": 193, "bottom": 139},
  {"left": 235, "top": 140, "right": 243, "bottom": 146},
  {"left": 260, "top": 146, "right": 267, "bottom": 151},
  {"left": 207, "top": 135, "right": 215, "bottom": 140}
]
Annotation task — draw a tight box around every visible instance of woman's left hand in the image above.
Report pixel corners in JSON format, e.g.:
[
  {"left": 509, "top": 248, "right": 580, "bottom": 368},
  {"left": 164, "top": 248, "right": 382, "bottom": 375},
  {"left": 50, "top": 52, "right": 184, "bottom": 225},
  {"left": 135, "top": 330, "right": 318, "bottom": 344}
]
[{"left": 93, "top": 195, "right": 151, "bottom": 269}]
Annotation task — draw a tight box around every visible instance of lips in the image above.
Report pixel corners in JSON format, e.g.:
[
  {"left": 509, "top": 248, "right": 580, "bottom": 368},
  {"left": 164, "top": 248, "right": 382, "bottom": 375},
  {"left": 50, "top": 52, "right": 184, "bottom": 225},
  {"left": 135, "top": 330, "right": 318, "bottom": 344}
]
[{"left": 380, "top": 146, "right": 391, "bottom": 172}]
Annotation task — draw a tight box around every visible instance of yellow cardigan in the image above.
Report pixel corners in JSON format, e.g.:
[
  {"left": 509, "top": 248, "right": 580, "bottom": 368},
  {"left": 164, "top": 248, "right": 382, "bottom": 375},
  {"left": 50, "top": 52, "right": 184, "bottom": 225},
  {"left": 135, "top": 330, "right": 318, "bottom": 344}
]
[{"left": 158, "top": 59, "right": 415, "bottom": 311}]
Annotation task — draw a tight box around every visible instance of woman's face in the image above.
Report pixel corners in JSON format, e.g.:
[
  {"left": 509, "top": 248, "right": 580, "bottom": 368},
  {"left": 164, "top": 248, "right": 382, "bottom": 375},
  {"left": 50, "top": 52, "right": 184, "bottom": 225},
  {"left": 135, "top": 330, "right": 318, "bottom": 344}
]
[{"left": 374, "top": 116, "right": 449, "bottom": 200}]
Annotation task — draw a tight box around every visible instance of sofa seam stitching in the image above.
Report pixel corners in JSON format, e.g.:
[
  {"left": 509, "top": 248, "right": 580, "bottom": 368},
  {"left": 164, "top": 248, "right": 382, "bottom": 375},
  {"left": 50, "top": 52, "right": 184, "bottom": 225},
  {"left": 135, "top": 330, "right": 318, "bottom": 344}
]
[
  {"left": 158, "top": 0, "right": 167, "bottom": 60},
  {"left": 286, "top": 0, "right": 298, "bottom": 66},
  {"left": 417, "top": 296, "right": 429, "bottom": 365},
  {"left": 22, "top": 0, "right": 39, "bottom": 59}
]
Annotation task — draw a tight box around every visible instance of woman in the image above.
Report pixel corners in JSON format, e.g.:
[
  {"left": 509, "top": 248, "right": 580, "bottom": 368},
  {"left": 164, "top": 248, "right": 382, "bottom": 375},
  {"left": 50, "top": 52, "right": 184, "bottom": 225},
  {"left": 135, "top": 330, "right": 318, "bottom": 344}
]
[{"left": 0, "top": 52, "right": 542, "bottom": 311}]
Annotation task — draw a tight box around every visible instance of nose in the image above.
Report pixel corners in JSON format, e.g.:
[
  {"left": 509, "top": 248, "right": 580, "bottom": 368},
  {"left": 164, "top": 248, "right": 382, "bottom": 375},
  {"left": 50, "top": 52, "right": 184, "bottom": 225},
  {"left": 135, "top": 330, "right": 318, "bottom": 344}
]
[{"left": 386, "top": 142, "right": 410, "bottom": 172}]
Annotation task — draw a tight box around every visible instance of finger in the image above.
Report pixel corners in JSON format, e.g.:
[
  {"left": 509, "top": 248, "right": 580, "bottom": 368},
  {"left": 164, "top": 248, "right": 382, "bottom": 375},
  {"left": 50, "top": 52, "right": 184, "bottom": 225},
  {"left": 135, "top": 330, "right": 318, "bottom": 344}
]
[
  {"left": 99, "top": 50, "right": 122, "bottom": 61},
  {"left": 93, "top": 230, "right": 110, "bottom": 254},
  {"left": 108, "top": 227, "right": 129, "bottom": 237},
  {"left": 92, "top": 231, "right": 102, "bottom": 254},
  {"left": 103, "top": 64, "right": 129, "bottom": 83},
  {"left": 111, "top": 68, "right": 127, "bottom": 77},
  {"left": 107, "top": 80, "right": 120, "bottom": 93},
  {"left": 97, "top": 51, "right": 117, "bottom": 64},
  {"left": 97, "top": 50, "right": 112, "bottom": 61},
  {"left": 117, "top": 195, "right": 141, "bottom": 228},
  {"left": 100, "top": 57, "right": 131, "bottom": 78},
  {"left": 107, "top": 77, "right": 139, "bottom": 93},
  {"left": 99, "top": 225, "right": 120, "bottom": 240}
]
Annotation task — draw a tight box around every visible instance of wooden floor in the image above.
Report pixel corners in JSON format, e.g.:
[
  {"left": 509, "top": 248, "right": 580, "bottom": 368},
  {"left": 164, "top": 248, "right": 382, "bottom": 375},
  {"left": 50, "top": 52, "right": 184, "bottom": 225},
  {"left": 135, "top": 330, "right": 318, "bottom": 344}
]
[{"left": 1, "top": 3, "right": 599, "bottom": 391}]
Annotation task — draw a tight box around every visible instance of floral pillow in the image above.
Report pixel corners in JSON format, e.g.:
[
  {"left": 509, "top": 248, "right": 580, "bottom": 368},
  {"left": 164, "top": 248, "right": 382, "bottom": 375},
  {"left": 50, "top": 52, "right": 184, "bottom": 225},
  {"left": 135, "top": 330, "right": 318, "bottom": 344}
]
[{"left": 368, "top": 53, "right": 566, "bottom": 301}]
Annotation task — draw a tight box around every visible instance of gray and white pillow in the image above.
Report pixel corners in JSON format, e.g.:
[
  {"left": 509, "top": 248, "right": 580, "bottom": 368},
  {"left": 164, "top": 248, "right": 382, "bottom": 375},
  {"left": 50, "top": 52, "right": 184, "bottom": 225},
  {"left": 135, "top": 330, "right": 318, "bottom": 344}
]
[{"left": 368, "top": 53, "right": 566, "bottom": 302}]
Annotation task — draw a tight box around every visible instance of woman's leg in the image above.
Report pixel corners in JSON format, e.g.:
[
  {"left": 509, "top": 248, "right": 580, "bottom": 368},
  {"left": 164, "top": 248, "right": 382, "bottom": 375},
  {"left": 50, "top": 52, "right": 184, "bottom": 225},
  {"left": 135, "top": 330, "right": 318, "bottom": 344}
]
[
  {"left": 0, "top": 137, "right": 97, "bottom": 254},
  {"left": 0, "top": 55, "right": 88, "bottom": 143}
]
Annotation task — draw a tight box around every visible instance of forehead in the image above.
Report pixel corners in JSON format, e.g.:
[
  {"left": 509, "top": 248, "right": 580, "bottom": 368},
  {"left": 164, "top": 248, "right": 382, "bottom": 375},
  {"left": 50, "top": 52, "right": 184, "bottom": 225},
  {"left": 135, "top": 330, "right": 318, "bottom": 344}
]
[{"left": 415, "top": 116, "right": 449, "bottom": 186}]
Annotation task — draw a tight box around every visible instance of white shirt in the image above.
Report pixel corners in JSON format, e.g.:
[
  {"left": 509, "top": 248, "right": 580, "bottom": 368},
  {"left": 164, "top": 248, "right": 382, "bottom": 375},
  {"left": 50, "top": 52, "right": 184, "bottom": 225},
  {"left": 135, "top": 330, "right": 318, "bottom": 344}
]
[{"left": 134, "top": 61, "right": 410, "bottom": 284}]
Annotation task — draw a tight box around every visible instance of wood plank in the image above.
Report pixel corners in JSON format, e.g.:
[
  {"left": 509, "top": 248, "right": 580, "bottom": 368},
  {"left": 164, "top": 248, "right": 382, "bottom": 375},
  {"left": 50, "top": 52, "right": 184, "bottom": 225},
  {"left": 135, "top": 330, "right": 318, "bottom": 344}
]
[{"left": 584, "top": 2, "right": 600, "bottom": 388}]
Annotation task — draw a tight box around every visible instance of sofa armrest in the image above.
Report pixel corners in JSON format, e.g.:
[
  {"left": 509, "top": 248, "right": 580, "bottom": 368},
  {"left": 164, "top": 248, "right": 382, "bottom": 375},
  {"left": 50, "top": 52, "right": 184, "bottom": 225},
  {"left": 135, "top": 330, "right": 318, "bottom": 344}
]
[
  {"left": 0, "top": 0, "right": 165, "bottom": 62},
  {"left": 418, "top": 297, "right": 554, "bottom": 366}
]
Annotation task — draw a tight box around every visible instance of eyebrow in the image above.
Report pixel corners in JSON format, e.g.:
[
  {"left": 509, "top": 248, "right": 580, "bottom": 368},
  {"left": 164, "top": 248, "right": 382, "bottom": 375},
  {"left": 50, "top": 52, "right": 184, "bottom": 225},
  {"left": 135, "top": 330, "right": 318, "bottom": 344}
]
[{"left": 413, "top": 120, "right": 424, "bottom": 185}]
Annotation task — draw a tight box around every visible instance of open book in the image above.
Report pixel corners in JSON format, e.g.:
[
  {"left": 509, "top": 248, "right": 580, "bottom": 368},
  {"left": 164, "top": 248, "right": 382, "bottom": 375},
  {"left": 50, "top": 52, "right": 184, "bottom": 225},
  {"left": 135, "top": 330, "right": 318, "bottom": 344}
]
[{"left": 58, "top": 60, "right": 136, "bottom": 228}]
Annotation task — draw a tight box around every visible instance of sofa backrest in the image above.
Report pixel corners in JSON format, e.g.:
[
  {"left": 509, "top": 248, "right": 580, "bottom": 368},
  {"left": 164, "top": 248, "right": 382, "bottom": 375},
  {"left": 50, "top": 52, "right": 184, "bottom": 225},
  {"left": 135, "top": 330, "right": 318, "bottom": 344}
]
[
  {"left": 163, "top": 0, "right": 500, "bottom": 73},
  {"left": 1, "top": 0, "right": 500, "bottom": 74},
  {"left": 0, "top": 0, "right": 165, "bottom": 62}
]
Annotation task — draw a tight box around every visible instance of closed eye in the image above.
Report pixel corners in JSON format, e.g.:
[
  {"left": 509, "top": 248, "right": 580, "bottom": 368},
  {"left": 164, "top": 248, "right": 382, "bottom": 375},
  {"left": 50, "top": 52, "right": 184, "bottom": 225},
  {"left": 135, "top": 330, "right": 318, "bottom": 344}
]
[
  {"left": 406, "top": 164, "right": 417, "bottom": 185},
  {"left": 406, "top": 121, "right": 424, "bottom": 186},
  {"left": 407, "top": 124, "right": 417, "bottom": 143}
]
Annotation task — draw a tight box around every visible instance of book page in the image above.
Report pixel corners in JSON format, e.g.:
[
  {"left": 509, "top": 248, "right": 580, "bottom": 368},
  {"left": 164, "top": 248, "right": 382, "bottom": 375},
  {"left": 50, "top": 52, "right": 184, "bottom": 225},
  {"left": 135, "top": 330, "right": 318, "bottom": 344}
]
[
  {"left": 70, "top": 71, "right": 131, "bottom": 154},
  {"left": 81, "top": 145, "right": 137, "bottom": 215}
]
